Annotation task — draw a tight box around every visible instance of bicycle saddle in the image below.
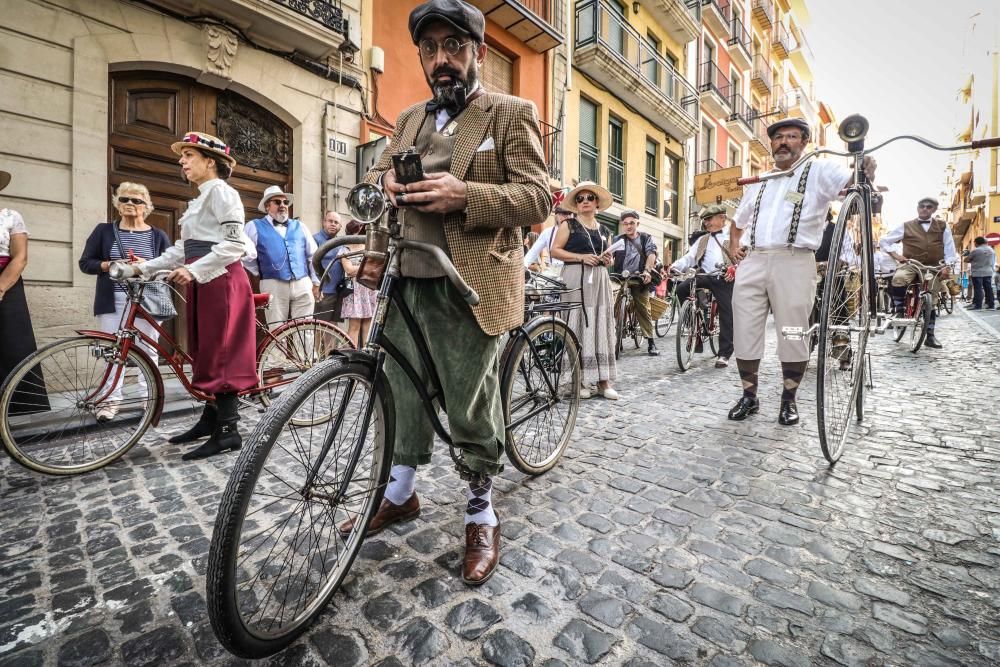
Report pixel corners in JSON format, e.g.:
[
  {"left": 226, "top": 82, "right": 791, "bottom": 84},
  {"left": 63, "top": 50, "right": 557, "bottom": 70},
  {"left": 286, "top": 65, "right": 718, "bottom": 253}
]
[{"left": 253, "top": 293, "right": 272, "bottom": 309}]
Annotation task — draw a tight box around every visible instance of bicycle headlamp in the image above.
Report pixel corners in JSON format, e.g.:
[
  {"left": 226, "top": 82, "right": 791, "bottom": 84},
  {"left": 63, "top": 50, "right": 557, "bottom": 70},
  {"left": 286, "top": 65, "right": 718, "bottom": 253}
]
[
  {"left": 838, "top": 115, "right": 869, "bottom": 143},
  {"left": 347, "top": 183, "right": 387, "bottom": 223}
]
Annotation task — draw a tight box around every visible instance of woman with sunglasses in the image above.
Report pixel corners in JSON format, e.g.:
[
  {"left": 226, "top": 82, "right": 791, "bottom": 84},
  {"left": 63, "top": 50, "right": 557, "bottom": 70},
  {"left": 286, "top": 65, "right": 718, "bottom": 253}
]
[
  {"left": 79, "top": 183, "right": 172, "bottom": 421},
  {"left": 117, "top": 132, "right": 258, "bottom": 461},
  {"left": 550, "top": 182, "right": 619, "bottom": 400}
]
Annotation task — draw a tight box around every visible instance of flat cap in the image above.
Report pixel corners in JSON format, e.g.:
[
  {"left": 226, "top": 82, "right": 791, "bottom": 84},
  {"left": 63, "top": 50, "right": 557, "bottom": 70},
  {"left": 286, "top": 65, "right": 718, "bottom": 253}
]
[
  {"left": 409, "top": 0, "right": 485, "bottom": 44},
  {"left": 767, "top": 117, "right": 811, "bottom": 139},
  {"left": 918, "top": 196, "right": 939, "bottom": 207},
  {"left": 698, "top": 204, "right": 728, "bottom": 220}
]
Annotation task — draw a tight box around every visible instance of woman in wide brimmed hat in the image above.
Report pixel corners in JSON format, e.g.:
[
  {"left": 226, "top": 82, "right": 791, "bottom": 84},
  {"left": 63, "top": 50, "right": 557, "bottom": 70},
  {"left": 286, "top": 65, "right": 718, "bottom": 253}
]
[
  {"left": 0, "top": 170, "right": 50, "bottom": 416},
  {"left": 549, "top": 181, "right": 618, "bottom": 400},
  {"left": 120, "top": 131, "right": 258, "bottom": 461}
]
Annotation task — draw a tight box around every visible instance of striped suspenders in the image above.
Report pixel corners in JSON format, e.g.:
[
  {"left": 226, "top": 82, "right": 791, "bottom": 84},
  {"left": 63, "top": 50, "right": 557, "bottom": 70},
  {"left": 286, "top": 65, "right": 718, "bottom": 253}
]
[{"left": 748, "top": 161, "right": 813, "bottom": 250}]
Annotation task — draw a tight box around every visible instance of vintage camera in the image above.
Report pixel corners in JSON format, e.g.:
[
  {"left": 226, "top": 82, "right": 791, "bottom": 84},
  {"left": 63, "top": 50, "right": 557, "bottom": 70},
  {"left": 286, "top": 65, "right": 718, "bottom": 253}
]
[{"left": 392, "top": 146, "right": 425, "bottom": 187}]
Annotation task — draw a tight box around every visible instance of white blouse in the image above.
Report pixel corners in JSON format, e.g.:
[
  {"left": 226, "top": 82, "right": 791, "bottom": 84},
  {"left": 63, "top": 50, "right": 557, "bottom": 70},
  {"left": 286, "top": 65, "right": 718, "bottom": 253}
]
[
  {"left": 141, "top": 179, "right": 256, "bottom": 284},
  {"left": 0, "top": 208, "right": 29, "bottom": 258}
]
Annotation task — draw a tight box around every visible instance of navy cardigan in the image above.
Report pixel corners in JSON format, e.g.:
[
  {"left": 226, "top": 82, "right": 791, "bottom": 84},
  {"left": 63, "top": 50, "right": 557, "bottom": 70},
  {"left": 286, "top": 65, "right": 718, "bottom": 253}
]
[{"left": 79, "top": 222, "right": 172, "bottom": 315}]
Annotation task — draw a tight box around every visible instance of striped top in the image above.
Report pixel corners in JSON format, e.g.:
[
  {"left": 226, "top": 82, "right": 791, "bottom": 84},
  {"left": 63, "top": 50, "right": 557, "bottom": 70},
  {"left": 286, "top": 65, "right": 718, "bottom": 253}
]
[{"left": 110, "top": 227, "right": 157, "bottom": 292}]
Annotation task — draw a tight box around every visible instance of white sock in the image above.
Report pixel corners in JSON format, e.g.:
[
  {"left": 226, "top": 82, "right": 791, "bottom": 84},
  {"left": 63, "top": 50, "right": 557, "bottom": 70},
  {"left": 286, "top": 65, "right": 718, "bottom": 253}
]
[
  {"left": 384, "top": 465, "right": 416, "bottom": 505},
  {"left": 465, "top": 477, "right": 498, "bottom": 527}
]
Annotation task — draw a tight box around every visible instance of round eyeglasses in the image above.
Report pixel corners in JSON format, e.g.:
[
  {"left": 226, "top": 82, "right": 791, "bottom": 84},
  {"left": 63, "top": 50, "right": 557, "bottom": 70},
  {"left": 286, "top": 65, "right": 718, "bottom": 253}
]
[{"left": 418, "top": 37, "right": 474, "bottom": 59}]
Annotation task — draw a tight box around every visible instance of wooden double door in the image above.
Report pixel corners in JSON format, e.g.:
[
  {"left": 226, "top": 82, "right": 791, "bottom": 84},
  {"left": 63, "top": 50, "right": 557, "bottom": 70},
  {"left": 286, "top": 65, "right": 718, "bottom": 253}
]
[{"left": 108, "top": 72, "right": 293, "bottom": 343}]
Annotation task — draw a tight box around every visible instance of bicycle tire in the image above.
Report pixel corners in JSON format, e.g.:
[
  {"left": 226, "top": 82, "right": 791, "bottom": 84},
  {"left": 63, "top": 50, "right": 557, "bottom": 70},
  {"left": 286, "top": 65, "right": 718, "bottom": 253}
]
[
  {"left": 815, "top": 192, "right": 870, "bottom": 464},
  {"left": 501, "top": 318, "right": 580, "bottom": 475},
  {"left": 256, "top": 319, "right": 353, "bottom": 424},
  {"left": 944, "top": 293, "right": 954, "bottom": 315},
  {"left": 675, "top": 301, "right": 696, "bottom": 372},
  {"left": 908, "top": 293, "right": 931, "bottom": 353},
  {"left": 630, "top": 305, "right": 641, "bottom": 349},
  {"left": 207, "top": 355, "right": 393, "bottom": 659},
  {"left": 0, "top": 336, "right": 158, "bottom": 475},
  {"left": 654, "top": 297, "right": 672, "bottom": 338},
  {"left": 614, "top": 295, "right": 627, "bottom": 360},
  {"left": 707, "top": 307, "right": 720, "bottom": 357}
]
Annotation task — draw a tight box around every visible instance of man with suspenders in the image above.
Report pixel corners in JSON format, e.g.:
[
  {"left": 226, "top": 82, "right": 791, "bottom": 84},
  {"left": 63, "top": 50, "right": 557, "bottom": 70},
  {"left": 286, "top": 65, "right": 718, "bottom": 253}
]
[{"left": 728, "top": 118, "right": 875, "bottom": 426}]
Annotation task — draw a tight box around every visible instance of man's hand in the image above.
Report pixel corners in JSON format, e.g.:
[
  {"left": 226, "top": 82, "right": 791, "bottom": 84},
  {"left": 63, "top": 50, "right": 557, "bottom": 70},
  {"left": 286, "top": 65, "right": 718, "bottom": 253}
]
[
  {"left": 641, "top": 270, "right": 651, "bottom": 285},
  {"left": 891, "top": 253, "right": 907, "bottom": 264},
  {"left": 732, "top": 246, "right": 747, "bottom": 262},
  {"left": 167, "top": 267, "right": 195, "bottom": 286},
  {"left": 382, "top": 168, "right": 401, "bottom": 207},
  {"left": 861, "top": 156, "right": 877, "bottom": 181},
  {"left": 940, "top": 266, "right": 951, "bottom": 280},
  {"left": 312, "top": 285, "right": 321, "bottom": 300},
  {"left": 397, "top": 172, "right": 468, "bottom": 214}
]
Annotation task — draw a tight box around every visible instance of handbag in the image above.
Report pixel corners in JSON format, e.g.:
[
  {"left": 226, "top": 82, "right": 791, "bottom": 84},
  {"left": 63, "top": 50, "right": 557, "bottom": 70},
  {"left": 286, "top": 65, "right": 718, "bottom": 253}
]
[
  {"left": 336, "top": 275, "right": 355, "bottom": 297},
  {"left": 112, "top": 223, "right": 177, "bottom": 321}
]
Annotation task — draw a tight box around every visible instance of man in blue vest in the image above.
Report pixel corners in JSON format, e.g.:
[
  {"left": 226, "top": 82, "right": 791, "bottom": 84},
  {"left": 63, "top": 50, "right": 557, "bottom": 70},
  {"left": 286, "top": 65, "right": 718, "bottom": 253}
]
[
  {"left": 313, "top": 210, "right": 345, "bottom": 322},
  {"left": 243, "top": 185, "right": 320, "bottom": 328}
]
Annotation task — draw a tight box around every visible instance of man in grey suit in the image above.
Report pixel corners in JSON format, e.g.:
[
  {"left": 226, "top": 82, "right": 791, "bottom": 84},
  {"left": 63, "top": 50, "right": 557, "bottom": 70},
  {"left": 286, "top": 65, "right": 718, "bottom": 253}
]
[{"left": 966, "top": 236, "right": 997, "bottom": 310}]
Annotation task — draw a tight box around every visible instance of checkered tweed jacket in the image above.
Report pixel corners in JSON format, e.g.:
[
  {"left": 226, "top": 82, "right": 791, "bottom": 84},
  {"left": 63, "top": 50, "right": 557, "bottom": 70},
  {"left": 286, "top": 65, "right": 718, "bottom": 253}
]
[{"left": 364, "top": 92, "right": 551, "bottom": 336}]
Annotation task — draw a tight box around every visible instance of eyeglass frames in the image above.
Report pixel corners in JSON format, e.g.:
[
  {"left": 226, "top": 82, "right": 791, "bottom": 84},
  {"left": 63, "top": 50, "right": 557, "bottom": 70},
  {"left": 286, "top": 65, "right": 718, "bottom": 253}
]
[
  {"left": 418, "top": 37, "right": 474, "bottom": 59},
  {"left": 118, "top": 197, "right": 147, "bottom": 205}
]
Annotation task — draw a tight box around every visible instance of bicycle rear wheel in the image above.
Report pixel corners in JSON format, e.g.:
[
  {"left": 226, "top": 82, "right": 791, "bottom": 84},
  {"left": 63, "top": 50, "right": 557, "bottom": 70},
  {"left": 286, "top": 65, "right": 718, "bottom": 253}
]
[
  {"left": 614, "top": 295, "right": 627, "bottom": 360},
  {"left": 654, "top": 297, "right": 675, "bottom": 338},
  {"left": 707, "top": 305, "right": 720, "bottom": 356},
  {"left": 908, "top": 293, "right": 931, "bottom": 353},
  {"left": 944, "top": 293, "right": 954, "bottom": 314},
  {"left": 207, "top": 355, "right": 393, "bottom": 659},
  {"left": 815, "top": 192, "right": 870, "bottom": 464},
  {"left": 675, "top": 301, "right": 696, "bottom": 372},
  {"left": 501, "top": 318, "right": 581, "bottom": 475},
  {"left": 630, "top": 306, "right": 641, "bottom": 349},
  {"left": 0, "top": 336, "right": 158, "bottom": 475}
]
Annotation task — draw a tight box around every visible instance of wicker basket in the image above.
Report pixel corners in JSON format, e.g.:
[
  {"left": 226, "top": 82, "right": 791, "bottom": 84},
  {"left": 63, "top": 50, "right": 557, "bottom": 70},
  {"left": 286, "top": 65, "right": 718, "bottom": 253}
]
[{"left": 649, "top": 296, "right": 669, "bottom": 320}]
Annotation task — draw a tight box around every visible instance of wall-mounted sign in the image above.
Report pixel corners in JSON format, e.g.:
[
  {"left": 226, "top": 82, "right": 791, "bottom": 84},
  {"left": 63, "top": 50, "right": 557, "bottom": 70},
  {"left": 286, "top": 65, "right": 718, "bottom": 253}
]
[{"left": 694, "top": 166, "right": 743, "bottom": 205}]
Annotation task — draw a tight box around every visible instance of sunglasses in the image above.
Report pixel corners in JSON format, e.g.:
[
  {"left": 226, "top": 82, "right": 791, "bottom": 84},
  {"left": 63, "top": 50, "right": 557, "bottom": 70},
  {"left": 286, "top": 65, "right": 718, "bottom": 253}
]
[
  {"left": 269, "top": 199, "right": 291, "bottom": 206},
  {"left": 118, "top": 197, "right": 147, "bottom": 205},
  {"left": 575, "top": 194, "right": 597, "bottom": 203}
]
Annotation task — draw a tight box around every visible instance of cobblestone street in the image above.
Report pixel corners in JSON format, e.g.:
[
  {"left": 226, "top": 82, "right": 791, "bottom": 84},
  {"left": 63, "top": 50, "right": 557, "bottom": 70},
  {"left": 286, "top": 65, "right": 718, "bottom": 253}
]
[{"left": 2, "top": 310, "right": 999, "bottom": 666}]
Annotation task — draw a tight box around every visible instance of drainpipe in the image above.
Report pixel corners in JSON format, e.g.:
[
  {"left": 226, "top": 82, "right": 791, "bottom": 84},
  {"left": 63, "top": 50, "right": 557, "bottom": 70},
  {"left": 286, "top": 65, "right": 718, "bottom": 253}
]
[{"left": 321, "top": 52, "right": 346, "bottom": 218}]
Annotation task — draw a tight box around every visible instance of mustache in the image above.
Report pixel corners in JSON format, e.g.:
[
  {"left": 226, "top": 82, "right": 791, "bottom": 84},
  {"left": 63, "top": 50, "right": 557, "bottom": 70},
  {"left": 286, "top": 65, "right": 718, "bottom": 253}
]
[{"left": 432, "top": 66, "right": 463, "bottom": 81}]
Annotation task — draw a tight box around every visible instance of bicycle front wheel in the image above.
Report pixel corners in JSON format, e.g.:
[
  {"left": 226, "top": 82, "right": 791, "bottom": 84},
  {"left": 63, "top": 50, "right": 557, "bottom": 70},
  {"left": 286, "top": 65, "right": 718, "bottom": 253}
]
[
  {"left": 675, "top": 301, "right": 696, "bottom": 372},
  {"left": 0, "top": 336, "right": 158, "bottom": 475},
  {"left": 815, "top": 192, "right": 870, "bottom": 464},
  {"left": 654, "top": 298, "right": 674, "bottom": 338},
  {"left": 501, "top": 318, "right": 581, "bottom": 475},
  {"left": 909, "top": 293, "right": 932, "bottom": 353},
  {"left": 208, "top": 355, "right": 393, "bottom": 659},
  {"left": 944, "top": 293, "right": 955, "bottom": 314},
  {"left": 614, "top": 296, "right": 627, "bottom": 360}
]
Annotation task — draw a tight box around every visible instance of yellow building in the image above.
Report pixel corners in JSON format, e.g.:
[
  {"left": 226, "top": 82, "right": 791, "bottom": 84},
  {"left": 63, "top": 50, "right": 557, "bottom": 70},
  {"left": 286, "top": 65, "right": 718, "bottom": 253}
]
[{"left": 563, "top": 0, "right": 700, "bottom": 262}]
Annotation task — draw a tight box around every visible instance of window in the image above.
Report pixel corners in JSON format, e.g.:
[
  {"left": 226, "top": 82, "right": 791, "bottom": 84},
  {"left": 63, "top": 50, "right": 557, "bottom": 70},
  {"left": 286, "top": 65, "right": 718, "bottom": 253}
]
[
  {"left": 664, "top": 153, "right": 680, "bottom": 227},
  {"left": 664, "top": 50, "right": 678, "bottom": 98},
  {"left": 608, "top": 116, "right": 625, "bottom": 203},
  {"left": 700, "top": 121, "right": 714, "bottom": 169},
  {"left": 645, "top": 33, "right": 661, "bottom": 85},
  {"left": 645, "top": 138, "right": 659, "bottom": 216},
  {"left": 480, "top": 48, "right": 514, "bottom": 94},
  {"left": 608, "top": 0, "right": 626, "bottom": 56},
  {"left": 730, "top": 69, "right": 742, "bottom": 97},
  {"left": 729, "top": 144, "right": 741, "bottom": 168},
  {"left": 579, "top": 97, "right": 599, "bottom": 182},
  {"left": 704, "top": 39, "right": 715, "bottom": 66}
]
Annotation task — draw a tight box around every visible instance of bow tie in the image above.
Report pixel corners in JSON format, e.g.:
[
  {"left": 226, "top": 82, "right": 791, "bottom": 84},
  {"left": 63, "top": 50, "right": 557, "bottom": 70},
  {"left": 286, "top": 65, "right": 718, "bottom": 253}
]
[
  {"left": 273, "top": 220, "right": 288, "bottom": 227},
  {"left": 711, "top": 230, "right": 722, "bottom": 237},
  {"left": 425, "top": 99, "right": 463, "bottom": 116}
]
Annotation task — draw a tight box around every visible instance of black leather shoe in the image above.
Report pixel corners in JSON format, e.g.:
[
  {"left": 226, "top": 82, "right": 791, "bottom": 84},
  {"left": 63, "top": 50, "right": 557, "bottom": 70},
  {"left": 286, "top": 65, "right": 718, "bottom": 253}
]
[
  {"left": 778, "top": 400, "right": 799, "bottom": 426},
  {"left": 647, "top": 339, "right": 660, "bottom": 356},
  {"left": 728, "top": 396, "right": 759, "bottom": 421},
  {"left": 924, "top": 334, "right": 942, "bottom": 349},
  {"left": 169, "top": 403, "right": 216, "bottom": 443}
]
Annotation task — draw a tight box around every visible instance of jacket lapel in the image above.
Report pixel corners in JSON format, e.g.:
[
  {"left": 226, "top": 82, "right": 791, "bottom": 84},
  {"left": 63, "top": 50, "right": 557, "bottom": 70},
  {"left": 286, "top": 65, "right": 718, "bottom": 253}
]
[
  {"left": 449, "top": 94, "right": 494, "bottom": 180},
  {"left": 398, "top": 108, "right": 429, "bottom": 154}
]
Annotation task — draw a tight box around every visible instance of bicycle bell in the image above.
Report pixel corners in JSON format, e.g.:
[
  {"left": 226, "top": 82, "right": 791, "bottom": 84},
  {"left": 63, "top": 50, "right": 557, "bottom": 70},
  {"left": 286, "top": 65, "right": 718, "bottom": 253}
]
[{"left": 347, "top": 183, "right": 388, "bottom": 223}]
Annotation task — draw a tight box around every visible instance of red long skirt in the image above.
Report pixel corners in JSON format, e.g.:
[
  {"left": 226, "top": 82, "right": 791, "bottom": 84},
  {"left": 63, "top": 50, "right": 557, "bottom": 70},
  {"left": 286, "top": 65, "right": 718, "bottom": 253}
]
[{"left": 185, "top": 261, "right": 257, "bottom": 394}]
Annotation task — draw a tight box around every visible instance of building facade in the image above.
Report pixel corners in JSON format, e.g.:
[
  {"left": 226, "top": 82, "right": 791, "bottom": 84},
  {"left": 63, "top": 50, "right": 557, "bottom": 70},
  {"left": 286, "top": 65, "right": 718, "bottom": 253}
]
[{"left": 4, "top": 0, "right": 370, "bottom": 342}]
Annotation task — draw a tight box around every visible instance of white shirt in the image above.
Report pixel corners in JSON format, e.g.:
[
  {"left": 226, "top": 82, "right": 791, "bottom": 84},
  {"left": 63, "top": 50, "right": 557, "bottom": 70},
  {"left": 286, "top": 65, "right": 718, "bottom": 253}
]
[
  {"left": 671, "top": 229, "right": 730, "bottom": 274},
  {"left": 242, "top": 215, "right": 319, "bottom": 284},
  {"left": 734, "top": 158, "right": 852, "bottom": 250},
  {"left": 523, "top": 225, "right": 564, "bottom": 269},
  {"left": 141, "top": 179, "right": 256, "bottom": 284},
  {"left": 0, "top": 209, "right": 28, "bottom": 257},
  {"left": 873, "top": 248, "right": 898, "bottom": 274},
  {"left": 879, "top": 219, "right": 958, "bottom": 267}
]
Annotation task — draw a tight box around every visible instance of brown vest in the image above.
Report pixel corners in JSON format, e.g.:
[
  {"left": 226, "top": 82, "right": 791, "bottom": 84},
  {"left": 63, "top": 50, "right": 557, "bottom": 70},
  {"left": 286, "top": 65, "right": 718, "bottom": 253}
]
[
  {"left": 694, "top": 233, "right": 733, "bottom": 270},
  {"left": 901, "top": 218, "right": 946, "bottom": 265},
  {"left": 400, "top": 113, "right": 457, "bottom": 277}
]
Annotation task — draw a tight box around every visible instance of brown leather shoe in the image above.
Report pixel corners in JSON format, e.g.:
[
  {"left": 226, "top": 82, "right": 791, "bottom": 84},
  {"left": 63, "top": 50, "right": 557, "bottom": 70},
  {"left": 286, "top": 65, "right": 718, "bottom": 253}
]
[
  {"left": 338, "top": 493, "right": 420, "bottom": 538},
  {"left": 462, "top": 517, "right": 500, "bottom": 586}
]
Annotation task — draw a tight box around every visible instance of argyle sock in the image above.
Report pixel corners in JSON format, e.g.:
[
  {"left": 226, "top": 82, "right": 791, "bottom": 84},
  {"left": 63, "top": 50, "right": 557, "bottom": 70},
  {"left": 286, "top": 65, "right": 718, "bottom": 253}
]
[
  {"left": 781, "top": 361, "right": 808, "bottom": 402},
  {"left": 736, "top": 358, "right": 760, "bottom": 399},
  {"left": 465, "top": 476, "right": 498, "bottom": 527},
  {"left": 384, "top": 464, "right": 416, "bottom": 505}
]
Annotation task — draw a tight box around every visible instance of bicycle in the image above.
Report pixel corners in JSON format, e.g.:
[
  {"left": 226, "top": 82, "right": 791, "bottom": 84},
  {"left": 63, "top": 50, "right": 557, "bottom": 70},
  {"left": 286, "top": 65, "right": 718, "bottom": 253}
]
[
  {"left": 738, "top": 114, "right": 999, "bottom": 463},
  {"left": 0, "top": 274, "right": 352, "bottom": 475},
  {"left": 206, "top": 183, "right": 582, "bottom": 658},
  {"left": 875, "top": 272, "right": 894, "bottom": 316},
  {"left": 673, "top": 268, "right": 722, "bottom": 371},
  {"left": 653, "top": 278, "right": 679, "bottom": 338},
  {"left": 934, "top": 278, "right": 956, "bottom": 315},
  {"left": 891, "top": 259, "right": 948, "bottom": 353},
  {"left": 610, "top": 271, "right": 644, "bottom": 358}
]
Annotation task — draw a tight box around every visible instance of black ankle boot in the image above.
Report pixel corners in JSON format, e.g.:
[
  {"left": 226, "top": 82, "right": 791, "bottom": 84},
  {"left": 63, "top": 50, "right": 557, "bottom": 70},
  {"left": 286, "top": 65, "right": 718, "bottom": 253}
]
[
  {"left": 182, "top": 393, "right": 241, "bottom": 460},
  {"left": 169, "top": 402, "right": 217, "bottom": 443},
  {"left": 647, "top": 338, "right": 660, "bottom": 356}
]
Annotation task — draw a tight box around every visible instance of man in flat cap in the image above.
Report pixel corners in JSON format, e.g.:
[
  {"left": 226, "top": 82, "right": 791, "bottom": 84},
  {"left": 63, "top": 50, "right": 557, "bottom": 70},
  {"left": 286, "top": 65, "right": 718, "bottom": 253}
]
[
  {"left": 879, "top": 197, "right": 958, "bottom": 347},
  {"left": 728, "top": 117, "right": 876, "bottom": 425},
  {"left": 669, "top": 204, "right": 736, "bottom": 367},
  {"left": 612, "top": 209, "right": 661, "bottom": 355},
  {"left": 340, "top": 0, "right": 550, "bottom": 585}
]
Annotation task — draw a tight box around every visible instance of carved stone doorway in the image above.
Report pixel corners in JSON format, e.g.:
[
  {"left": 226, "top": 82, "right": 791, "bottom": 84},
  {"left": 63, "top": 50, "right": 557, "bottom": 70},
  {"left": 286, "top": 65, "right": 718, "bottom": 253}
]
[{"left": 108, "top": 72, "right": 292, "bottom": 346}]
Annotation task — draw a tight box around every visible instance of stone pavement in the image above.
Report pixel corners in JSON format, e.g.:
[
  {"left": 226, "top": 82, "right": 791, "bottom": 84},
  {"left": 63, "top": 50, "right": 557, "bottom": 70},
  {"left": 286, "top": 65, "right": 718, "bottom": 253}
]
[{"left": 2, "top": 311, "right": 999, "bottom": 666}]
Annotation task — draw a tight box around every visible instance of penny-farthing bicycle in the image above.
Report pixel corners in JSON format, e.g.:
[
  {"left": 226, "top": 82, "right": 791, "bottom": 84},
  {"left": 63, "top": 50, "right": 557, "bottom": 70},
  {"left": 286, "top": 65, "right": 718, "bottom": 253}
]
[{"left": 737, "top": 115, "right": 1000, "bottom": 463}]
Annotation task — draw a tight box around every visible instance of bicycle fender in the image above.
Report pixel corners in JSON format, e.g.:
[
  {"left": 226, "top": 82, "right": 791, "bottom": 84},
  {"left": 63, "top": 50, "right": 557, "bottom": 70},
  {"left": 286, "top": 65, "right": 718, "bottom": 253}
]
[
  {"left": 328, "top": 347, "right": 379, "bottom": 371},
  {"left": 74, "top": 330, "right": 167, "bottom": 427}
]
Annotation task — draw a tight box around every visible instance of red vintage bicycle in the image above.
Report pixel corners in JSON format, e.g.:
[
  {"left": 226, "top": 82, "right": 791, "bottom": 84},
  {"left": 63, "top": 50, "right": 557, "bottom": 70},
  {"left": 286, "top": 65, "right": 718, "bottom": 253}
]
[{"left": 0, "top": 271, "right": 351, "bottom": 475}]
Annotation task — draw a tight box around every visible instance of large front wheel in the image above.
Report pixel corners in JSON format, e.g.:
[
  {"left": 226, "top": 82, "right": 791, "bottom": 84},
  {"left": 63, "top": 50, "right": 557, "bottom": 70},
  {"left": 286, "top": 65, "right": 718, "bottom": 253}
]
[
  {"left": 815, "top": 192, "right": 870, "bottom": 464},
  {"left": 675, "top": 301, "right": 697, "bottom": 372},
  {"left": 908, "top": 293, "right": 932, "bottom": 353},
  {"left": 207, "top": 355, "right": 393, "bottom": 659}
]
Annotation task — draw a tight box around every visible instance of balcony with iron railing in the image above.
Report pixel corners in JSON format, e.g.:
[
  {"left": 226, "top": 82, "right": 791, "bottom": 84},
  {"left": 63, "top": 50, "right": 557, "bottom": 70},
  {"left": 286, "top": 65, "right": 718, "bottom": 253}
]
[
  {"left": 608, "top": 155, "right": 625, "bottom": 203},
  {"left": 645, "top": 173, "right": 659, "bottom": 215},
  {"left": 750, "top": 53, "right": 772, "bottom": 95},
  {"left": 787, "top": 86, "right": 819, "bottom": 125},
  {"left": 770, "top": 86, "right": 788, "bottom": 117},
  {"left": 751, "top": 0, "right": 774, "bottom": 29},
  {"left": 789, "top": 23, "right": 815, "bottom": 77},
  {"left": 701, "top": 0, "right": 731, "bottom": 37},
  {"left": 771, "top": 22, "right": 791, "bottom": 59},
  {"left": 464, "top": 0, "right": 564, "bottom": 52},
  {"left": 726, "top": 92, "right": 754, "bottom": 141},
  {"left": 748, "top": 113, "right": 771, "bottom": 158},
  {"left": 728, "top": 16, "right": 752, "bottom": 69},
  {"left": 646, "top": 0, "right": 701, "bottom": 44},
  {"left": 697, "top": 158, "right": 723, "bottom": 174},
  {"left": 699, "top": 61, "right": 733, "bottom": 117},
  {"left": 574, "top": 0, "right": 699, "bottom": 139},
  {"left": 540, "top": 120, "right": 562, "bottom": 180}
]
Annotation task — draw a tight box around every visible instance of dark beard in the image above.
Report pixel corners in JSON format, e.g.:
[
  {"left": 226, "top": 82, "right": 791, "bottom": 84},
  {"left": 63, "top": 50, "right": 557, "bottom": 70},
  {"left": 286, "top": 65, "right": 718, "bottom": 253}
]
[{"left": 428, "top": 64, "right": 478, "bottom": 109}]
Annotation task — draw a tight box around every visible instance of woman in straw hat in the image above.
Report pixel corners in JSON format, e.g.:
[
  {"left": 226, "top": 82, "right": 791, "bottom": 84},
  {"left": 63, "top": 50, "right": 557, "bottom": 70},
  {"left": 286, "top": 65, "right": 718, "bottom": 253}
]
[
  {"left": 121, "top": 132, "right": 258, "bottom": 461},
  {"left": 550, "top": 181, "right": 618, "bottom": 400},
  {"left": 0, "top": 170, "right": 50, "bottom": 415}
]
